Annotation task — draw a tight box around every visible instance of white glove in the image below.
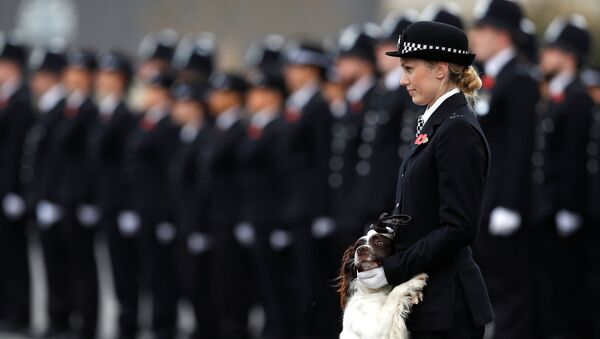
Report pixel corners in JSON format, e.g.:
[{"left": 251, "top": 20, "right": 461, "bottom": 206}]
[
  {"left": 555, "top": 209, "right": 582, "bottom": 237},
  {"left": 234, "top": 222, "right": 256, "bottom": 247},
  {"left": 311, "top": 217, "right": 336, "bottom": 239},
  {"left": 76, "top": 204, "right": 102, "bottom": 228},
  {"left": 2, "top": 193, "right": 26, "bottom": 220},
  {"left": 156, "top": 222, "right": 176, "bottom": 244},
  {"left": 187, "top": 232, "right": 212, "bottom": 254},
  {"left": 36, "top": 200, "right": 63, "bottom": 229},
  {"left": 357, "top": 266, "right": 388, "bottom": 289},
  {"left": 270, "top": 229, "right": 293, "bottom": 251},
  {"left": 117, "top": 210, "right": 141, "bottom": 237},
  {"left": 489, "top": 207, "right": 521, "bottom": 236}
]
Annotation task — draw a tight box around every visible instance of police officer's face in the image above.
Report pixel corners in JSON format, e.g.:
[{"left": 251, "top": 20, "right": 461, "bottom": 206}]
[
  {"left": 469, "top": 25, "right": 505, "bottom": 63},
  {"left": 142, "top": 86, "right": 171, "bottom": 111},
  {"left": 246, "top": 88, "right": 282, "bottom": 114},
  {"left": 209, "top": 90, "right": 242, "bottom": 116},
  {"left": 95, "top": 70, "right": 127, "bottom": 98},
  {"left": 400, "top": 58, "right": 447, "bottom": 106},
  {"left": 31, "top": 71, "right": 61, "bottom": 98},
  {"left": 335, "top": 57, "right": 371, "bottom": 86},
  {"left": 172, "top": 100, "right": 204, "bottom": 125},
  {"left": 539, "top": 48, "right": 574, "bottom": 78},
  {"left": 0, "top": 60, "right": 21, "bottom": 84},
  {"left": 64, "top": 67, "right": 95, "bottom": 94},
  {"left": 284, "top": 64, "right": 319, "bottom": 92},
  {"left": 375, "top": 42, "right": 400, "bottom": 74},
  {"left": 587, "top": 86, "right": 600, "bottom": 105}
]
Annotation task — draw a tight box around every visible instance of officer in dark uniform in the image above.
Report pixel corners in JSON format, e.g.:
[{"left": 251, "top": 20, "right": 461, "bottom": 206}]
[
  {"left": 0, "top": 33, "right": 34, "bottom": 332},
  {"left": 331, "top": 23, "right": 380, "bottom": 245},
  {"left": 245, "top": 34, "right": 286, "bottom": 80},
  {"left": 89, "top": 50, "right": 138, "bottom": 339},
  {"left": 172, "top": 32, "right": 216, "bottom": 85},
  {"left": 206, "top": 72, "right": 251, "bottom": 338},
  {"left": 238, "top": 70, "right": 287, "bottom": 339},
  {"left": 281, "top": 41, "right": 337, "bottom": 338},
  {"left": 468, "top": 1, "right": 540, "bottom": 338},
  {"left": 168, "top": 82, "right": 214, "bottom": 339},
  {"left": 582, "top": 66, "right": 600, "bottom": 338},
  {"left": 23, "top": 47, "right": 68, "bottom": 336},
  {"left": 533, "top": 15, "right": 594, "bottom": 338},
  {"left": 122, "top": 72, "right": 180, "bottom": 339},
  {"left": 38, "top": 49, "right": 100, "bottom": 338}
]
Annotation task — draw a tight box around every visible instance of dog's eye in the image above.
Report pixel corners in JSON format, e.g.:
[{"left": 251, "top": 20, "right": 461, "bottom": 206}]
[{"left": 376, "top": 240, "right": 383, "bottom": 246}]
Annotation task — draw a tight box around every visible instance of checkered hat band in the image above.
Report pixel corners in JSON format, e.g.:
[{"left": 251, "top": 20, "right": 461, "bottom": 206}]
[{"left": 399, "top": 41, "right": 470, "bottom": 55}]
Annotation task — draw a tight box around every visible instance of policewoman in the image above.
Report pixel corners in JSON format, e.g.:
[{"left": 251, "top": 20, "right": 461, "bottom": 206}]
[{"left": 357, "top": 21, "right": 494, "bottom": 338}]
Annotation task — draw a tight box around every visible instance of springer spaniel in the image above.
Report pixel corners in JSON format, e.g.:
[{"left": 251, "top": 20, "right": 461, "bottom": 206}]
[{"left": 338, "top": 214, "right": 427, "bottom": 339}]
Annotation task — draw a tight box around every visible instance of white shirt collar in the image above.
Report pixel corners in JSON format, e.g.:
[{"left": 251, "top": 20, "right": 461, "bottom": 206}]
[
  {"left": 180, "top": 122, "right": 201, "bottom": 143},
  {"left": 421, "top": 88, "right": 460, "bottom": 125},
  {"left": 484, "top": 47, "right": 516, "bottom": 78},
  {"left": 346, "top": 75, "right": 376, "bottom": 103},
  {"left": 286, "top": 81, "right": 319, "bottom": 110},
  {"left": 250, "top": 108, "right": 278, "bottom": 129},
  {"left": 548, "top": 71, "right": 575, "bottom": 97},
  {"left": 38, "top": 84, "right": 66, "bottom": 113},
  {"left": 215, "top": 106, "right": 242, "bottom": 131},
  {"left": 98, "top": 95, "right": 121, "bottom": 117},
  {"left": 0, "top": 78, "right": 21, "bottom": 101},
  {"left": 66, "top": 91, "right": 87, "bottom": 109},
  {"left": 145, "top": 105, "right": 169, "bottom": 123},
  {"left": 384, "top": 66, "right": 404, "bottom": 91}
]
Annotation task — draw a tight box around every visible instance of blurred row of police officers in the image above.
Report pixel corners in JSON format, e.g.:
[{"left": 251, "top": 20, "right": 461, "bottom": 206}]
[{"left": 0, "top": 0, "right": 600, "bottom": 338}]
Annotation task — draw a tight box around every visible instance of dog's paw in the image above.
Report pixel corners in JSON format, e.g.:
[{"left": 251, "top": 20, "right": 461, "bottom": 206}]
[{"left": 406, "top": 273, "right": 428, "bottom": 304}]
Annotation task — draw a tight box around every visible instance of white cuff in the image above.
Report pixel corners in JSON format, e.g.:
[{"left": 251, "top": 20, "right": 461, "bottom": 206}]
[
  {"left": 270, "top": 229, "right": 293, "bottom": 251},
  {"left": 234, "top": 222, "right": 256, "bottom": 247},
  {"left": 489, "top": 206, "right": 521, "bottom": 236},
  {"left": 357, "top": 266, "right": 388, "bottom": 289},
  {"left": 77, "top": 204, "right": 102, "bottom": 228},
  {"left": 117, "top": 210, "right": 141, "bottom": 237},
  {"left": 36, "top": 200, "right": 63, "bottom": 229},
  {"left": 311, "top": 217, "right": 336, "bottom": 239},
  {"left": 555, "top": 209, "right": 582, "bottom": 237},
  {"left": 2, "top": 193, "right": 26, "bottom": 220}
]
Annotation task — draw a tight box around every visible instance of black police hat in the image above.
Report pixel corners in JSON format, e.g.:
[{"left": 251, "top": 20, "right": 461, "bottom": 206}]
[
  {"left": 97, "top": 50, "right": 133, "bottom": 79},
  {"left": 172, "top": 82, "right": 208, "bottom": 102},
  {"left": 247, "top": 70, "right": 286, "bottom": 95},
  {"left": 173, "top": 33, "right": 215, "bottom": 76},
  {"left": 28, "top": 47, "right": 67, "bottom": 74},
  {"left": 473, "top": 0, "right": 524, "bottom": 37},
  {"left": 379, "top": 10, "right": 419, "bottom": 44},
  {"left": 337, "top": 23, "right": 380, "bottom": 63},
  {"left": 420, "top": 3, "right": 464, "bottom": 29},
  {"left": 246, "top": 34, "right": 286, "bottom": 77},
  {"left": 138, "top": 29, "right": 179, "bottom": 62},
  {"left": 582, "top": 67, "right": 600, "bottom": 88},
  {"left": 67, "top": 49, "right": 97, "bottom": 71},
  {"left": 145, "top": 71, "right": 175, "bottom": 90},
  {"left": 284, "top": 41, "right": 330, "bottom": 69},
  {"left": 518, "top": 18, "right": 538, "bottom": 63},
  {"left": 544, "top": 14, "right": 591, "bottom": 63},
  {"left": 209, "top": 72, "right": 248, "bottom": 93},
  {"left": 386, "top": 21, "right": 476, "bottom": 67},
  {"left": 0, "top": 32, "right": 26, "bottom": 65}
]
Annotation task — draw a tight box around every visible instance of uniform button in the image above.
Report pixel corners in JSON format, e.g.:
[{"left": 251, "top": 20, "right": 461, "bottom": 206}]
[
  {"left": 358, "top": 144, "right": 372, "bottom": 159},
  {"left": 361, "top": 127, "right": 375, "bottom": 142},
  {"left": 532, "top": 169, "right": 545, "bottom": 184},
  {"left": 541, "top": 118, "right": 554, "bottom": 133},
  {"left": 356, "top": 161, "right": 371, "bottom": 176},
  {"left": 531, "top": 151, "right": 544, "bottom": 167},
  {"left": 365, "top": 111, "right": 377, "bottom": 125},
  {"left": 329, "top": 156, "right": 344, "bottom": 171},
  {"left": 331, "top": 139, "right": 345, "bottom": 153},
  {"left": 587, "top": 142, "right": 598, "bottom": 156},
  {"left": 328, "top": 173, "right": 343, "bottom": 188},
  {"left": 401, "top": 127, "right": 413, "bottom": 142},
  {"left": 378, "top": 110, "right": 390, "bottom": 124},
  {"left": 588, "top": 159, "right": 599, "bottom": 174}
]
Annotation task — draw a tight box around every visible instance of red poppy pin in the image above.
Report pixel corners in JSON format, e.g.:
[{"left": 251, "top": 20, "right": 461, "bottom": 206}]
[{"left": 415, "top": 133, "right": 429, "bottom": 145}]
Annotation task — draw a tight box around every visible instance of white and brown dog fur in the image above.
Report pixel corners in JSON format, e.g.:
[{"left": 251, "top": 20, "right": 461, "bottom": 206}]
[{"left": 338, "top": 230, "right": 428, "bottom": 339}]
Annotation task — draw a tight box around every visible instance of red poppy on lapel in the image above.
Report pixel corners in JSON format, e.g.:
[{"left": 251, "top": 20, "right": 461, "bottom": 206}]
[
  {"left": 415, "top": 133, "right": 429, "bottom": 145},
  {"left": 140, "top": 118, "right": 156, "bottom": 131},
  {"left": 285, "top": 108, "right": 301, "bottom": 123},
  {"left": 482, "top": 75, "right": 496, "bottom": 90},
  {"left": 0, "top": 98, "right": 9, "bottom": 110},
  {"left": 550, "top": 93, "right": 566, "bottom": 104},
  {"left": 247, "top": 125, "right": 263, "bottom": 140},
  {"left": 64, "top": 106, "right": 79, "bottom": 118},
  {"left": 349, "top": 101, "right": 364, "bottom": 113}
]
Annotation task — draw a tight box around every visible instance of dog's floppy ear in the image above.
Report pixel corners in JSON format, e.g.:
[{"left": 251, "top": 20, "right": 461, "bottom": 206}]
[{"left": 337, "top": 244, "right": 357, "bottom": 309}]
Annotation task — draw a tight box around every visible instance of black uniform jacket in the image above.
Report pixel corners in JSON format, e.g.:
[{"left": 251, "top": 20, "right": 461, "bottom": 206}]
[{"left": 383, "top": 92, "right": 494, "bottom": 331}]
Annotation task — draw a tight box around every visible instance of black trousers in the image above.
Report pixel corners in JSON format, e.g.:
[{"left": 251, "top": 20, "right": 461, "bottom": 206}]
[
  {"left": 411, "top": 277, "right": 485, "bottom": 339},
  {"left": 473, "top": 221, "right": 533, "bottom": 339},
  {"left": 0, "top": 213, "right": 30, "bottom": 328},
  {"left": 104, "top": 215, "right": 140, "bottom": 339},
  {"left": 39, "top": 210, "right": 99, "bottom": 337}
]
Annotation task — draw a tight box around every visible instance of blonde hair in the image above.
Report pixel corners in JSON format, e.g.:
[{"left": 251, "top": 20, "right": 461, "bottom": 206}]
[{"left": 427, "top": 61, "right": 482, "bottom": 107}]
